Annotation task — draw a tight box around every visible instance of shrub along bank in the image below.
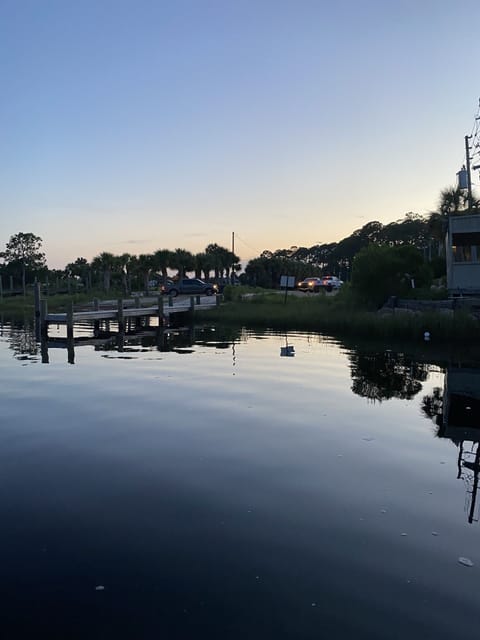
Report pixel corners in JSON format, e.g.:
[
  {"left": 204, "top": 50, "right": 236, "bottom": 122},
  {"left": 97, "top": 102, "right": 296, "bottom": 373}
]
[{"left": 197, "top": 288, "right": 479, "bottom": 344}]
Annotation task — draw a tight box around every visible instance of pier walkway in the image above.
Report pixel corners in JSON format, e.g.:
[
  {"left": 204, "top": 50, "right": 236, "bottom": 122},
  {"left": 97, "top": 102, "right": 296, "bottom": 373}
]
[{"left": 36, "top": 288, "right": 220, "bottom": 338}]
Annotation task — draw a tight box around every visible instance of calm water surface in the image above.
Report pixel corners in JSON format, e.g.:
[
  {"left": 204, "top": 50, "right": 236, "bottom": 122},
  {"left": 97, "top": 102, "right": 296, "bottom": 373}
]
[{"left": 1, "top": 318, "right": 479, "bottom": 639}]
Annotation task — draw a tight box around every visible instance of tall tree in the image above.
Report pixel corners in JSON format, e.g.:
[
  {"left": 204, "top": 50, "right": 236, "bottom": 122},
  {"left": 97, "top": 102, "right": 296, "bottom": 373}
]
[
  {"left": 65, "top": 257, "right": 91, "bottom": 289},
  {"left": 136, "top": 253, "right": 156, "bottom": 295},
  {"left": 205, "top": 243, "right": 239, "bottom": 278},
  {"left": 0, "top": 232, "right": 46, "bottom": 295},
  {"left": 194, "top": 252, "right": 215, "bottom": 280},
  {"left": 153, "top": 249, "right": 174, "bottom": 285},
  {"left": 91, "top": 252, "right": 116, "bottom": 292},
  {"left": 171, "top": 248, "right": 195, "bottom": 279},
  {"left": 115, "top": 253, "right": 134, "bottom": 295}
]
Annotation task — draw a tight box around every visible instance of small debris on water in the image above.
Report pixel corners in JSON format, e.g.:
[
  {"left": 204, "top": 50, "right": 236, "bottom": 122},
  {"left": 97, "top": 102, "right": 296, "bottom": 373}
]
[
  {"left": 401, "top": 533, "right": 408, "bottom": 537},
  {"left": 381, "top": 509, "right": 387, "bottom": 514},
  {"left": 337, "top": 454, "right": 343, "bottom": 457},
  {"left": 431, "top": 531, "right": 439, "bottom": 536},
  {"left": 311, "top": 602, "right": 317, "bottom": 607},
  {"left": 440, "top": 461, "right": 446, "bottom": 465},
  {"left": 458, "top": 557, "right": 474, "bottom": 567},
  {"left": 95, "top": 585, "right": 105, "bottom": 591},
  {"left": 362, "top": 437, "right": 374, "bottom": 442},
  {"left": 255, "top": 576, "right": 260, "bottom": 580}
]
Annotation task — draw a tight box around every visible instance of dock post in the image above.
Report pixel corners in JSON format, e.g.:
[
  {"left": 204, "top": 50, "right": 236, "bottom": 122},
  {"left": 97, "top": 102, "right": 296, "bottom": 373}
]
[
  {"left": 168, "top": 295, "right": 173, "bottom": 307},
  {"left": 196, "top": 295, "right": 201, "bottom": 305},
  {"left": 34, "top": 282, "right": 41, "bottom": 320},
  {"left": 216, "top": 293, "right": 222, "bottom": 307},
  {"left": 9, "top": 276, "right": 13, "bottom": 292},
  {"left": 117, "top": 298, "right": 124, "bottom": 332},
  {"left": 158, "top": 295, "right": 164, "bottom": 325},
  {"left": 190, "top": 296, "right": 195, "bottom": 311},
  {"left": 40, "top": 336, "right": 49, "bottom": 364},
  {"left": 40, "top": 299, "right": 48, "bottom": 338},
  {"left": 67, "top": 336, "right": 75, "bottom": 364},
  {"left": 93, "top": 298, "right": 100, "bottom": 333},
  {"left": 135, "top": 296, "right": 141, "bottom": 329},
  {"left": 0, "top": 275, "right": 3, "bottom": 301},
  {"left": 66, "top": 301, "right": 74, "bottom": 340}
]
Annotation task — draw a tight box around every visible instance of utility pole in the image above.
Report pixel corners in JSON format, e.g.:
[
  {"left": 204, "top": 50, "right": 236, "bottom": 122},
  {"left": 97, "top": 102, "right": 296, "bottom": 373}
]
[
  {"left": 465, "top": 135, "right": 473, "bottom": 209},
  {"left": 231, "top": 231, "right": 235, "bottom": 283}
]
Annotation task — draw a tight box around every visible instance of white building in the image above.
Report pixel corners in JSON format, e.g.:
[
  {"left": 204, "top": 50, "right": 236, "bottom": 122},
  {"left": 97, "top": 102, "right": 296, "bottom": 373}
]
[{"left": 446, "top": 213, "right": 480, "bottom": 294}]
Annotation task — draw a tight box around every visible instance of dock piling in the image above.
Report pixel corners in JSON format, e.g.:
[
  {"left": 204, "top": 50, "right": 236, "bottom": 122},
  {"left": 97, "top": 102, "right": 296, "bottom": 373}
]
[
  {"left": 117, "top": 299, "right": 124, "bottom": 332},
  {"left": 40, "top": 299, "right": 48, "bottom": 337},
  {"left": 157, "top": 296, "right": 164, "bottom": 324},
  {"left": 66, "top": 301, "right": 74, "bottom": 339}
]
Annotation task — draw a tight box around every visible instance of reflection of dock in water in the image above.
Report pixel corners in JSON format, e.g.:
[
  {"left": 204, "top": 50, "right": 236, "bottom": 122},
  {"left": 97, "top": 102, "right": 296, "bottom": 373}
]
[
  {"left": 38, "top": 322, "right": 238, "bottom": 365},
  {"left": 34, "top": 287, "right": 219, "bottom": 340},
  {"left": 438, "top": 368, "right": 480, "bottom": 524}
]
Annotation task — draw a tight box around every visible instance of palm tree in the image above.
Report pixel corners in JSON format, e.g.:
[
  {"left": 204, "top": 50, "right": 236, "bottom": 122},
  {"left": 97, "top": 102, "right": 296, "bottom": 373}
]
[
  {"left": 171, "top": 248, "right": 195, "bottom": 279},
  {"left": 153, "top": 249, "right": 174, "bottom": 285},
  {"left": 205, "top": 243, "right": 239, "bottom": 279},
  {"left": 91, "top": 252, "right": 116, "bottom": 292},
  {"left": 136, "top": 253, "right": 156, "bottom": 295},
  {"left": 439, "top": 186, "right": 469, "bottom": 215},
  {"left": 194, "top": 252, "right": 215, "bottom": 281},
  {"left": 426, "top": 186, "right": 480, "bottom": 259},
  {"left": 118, "top": 253, "right": 134, "bottom": 295}
]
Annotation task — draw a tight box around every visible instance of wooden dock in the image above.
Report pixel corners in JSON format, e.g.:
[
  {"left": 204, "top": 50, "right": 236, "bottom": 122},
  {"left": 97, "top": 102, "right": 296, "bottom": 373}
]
[{"left": 35, "top": 286, "right": 220, "bottom": 338}]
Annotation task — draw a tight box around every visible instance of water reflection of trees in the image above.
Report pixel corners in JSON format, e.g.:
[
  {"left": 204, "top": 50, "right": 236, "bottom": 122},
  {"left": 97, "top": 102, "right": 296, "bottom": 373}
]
[
  {"left": 421, "top": 387, "right": 444, "bottom": 433},
  {"left": 349, "top": 351, "right": 429, "bottom": 402},
  {"left": 3, "top": 317, "right": 38, "bottom": 361}
]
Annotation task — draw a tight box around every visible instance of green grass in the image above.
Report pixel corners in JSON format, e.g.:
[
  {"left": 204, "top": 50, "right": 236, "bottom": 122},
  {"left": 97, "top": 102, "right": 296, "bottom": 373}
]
[
  {"left": 3, "top": 285, "right": 477, "bottom": 345},
  {"left": 0, "top": 288, "right": 126, "bottom": 316},
  {"left": 197, "top": 290, "right": 479, "bottom": 343}
]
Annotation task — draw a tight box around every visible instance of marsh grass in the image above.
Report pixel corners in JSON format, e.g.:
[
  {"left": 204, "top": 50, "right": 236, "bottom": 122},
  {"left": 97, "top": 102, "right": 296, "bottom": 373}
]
[
  {"left": 0, "top": 289, "right": 123, "bottom": 316},
  {"left": 2, "top": 285, "right": 477, "bottom": 344},
  {"left": 197, "top": 292, "right": 479, "bottom": 343}
]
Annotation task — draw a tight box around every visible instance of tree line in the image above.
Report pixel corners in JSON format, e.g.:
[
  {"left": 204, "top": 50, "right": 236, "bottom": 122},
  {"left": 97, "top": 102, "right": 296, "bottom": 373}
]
[
  {"left": 245, "top": 185, "right": 480, "bottom": 289},
  {"left": 0, "top": 238, "right": 240, "bottom": 296},
  {"left": 1, "top": 185, "right": 478, "bottom": 296}
]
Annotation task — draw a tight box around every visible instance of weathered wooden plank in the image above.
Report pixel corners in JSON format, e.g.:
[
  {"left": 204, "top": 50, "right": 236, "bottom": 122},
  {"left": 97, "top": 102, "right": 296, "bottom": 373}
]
[{"left": 45, "top": 300, "right": 215, "bottom": 324}]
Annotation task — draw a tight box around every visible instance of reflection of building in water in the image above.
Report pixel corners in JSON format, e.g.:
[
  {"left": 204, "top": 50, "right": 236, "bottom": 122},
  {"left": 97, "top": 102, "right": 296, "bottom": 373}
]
[
  {"left": 280, "top": 335, "right": 295, "bottom": 357},
  {"left": 438, "top": 368, "right": 480, "bottom": 524}
]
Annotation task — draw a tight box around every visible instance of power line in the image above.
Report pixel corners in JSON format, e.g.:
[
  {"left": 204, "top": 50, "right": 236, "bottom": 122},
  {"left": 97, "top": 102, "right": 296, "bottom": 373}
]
[{"left": 234, "top": 234, "right": 263, "bottom": 256}]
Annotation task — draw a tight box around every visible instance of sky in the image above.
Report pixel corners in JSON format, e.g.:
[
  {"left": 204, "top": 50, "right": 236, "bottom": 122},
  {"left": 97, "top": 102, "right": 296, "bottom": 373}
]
[{"left": 1, "top": 0, "right": 479, "bottom": 269}]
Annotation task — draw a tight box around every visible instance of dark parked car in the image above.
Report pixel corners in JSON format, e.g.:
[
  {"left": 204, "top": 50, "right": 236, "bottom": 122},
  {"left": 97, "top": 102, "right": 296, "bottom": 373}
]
[{"left": 161, "top": 278, "right": 218, "bottom": 297}]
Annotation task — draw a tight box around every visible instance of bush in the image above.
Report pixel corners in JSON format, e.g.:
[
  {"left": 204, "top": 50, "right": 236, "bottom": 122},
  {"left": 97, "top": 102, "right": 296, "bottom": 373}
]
[{"left": 351, "top": 244, "right": 433, "bottom": 308}]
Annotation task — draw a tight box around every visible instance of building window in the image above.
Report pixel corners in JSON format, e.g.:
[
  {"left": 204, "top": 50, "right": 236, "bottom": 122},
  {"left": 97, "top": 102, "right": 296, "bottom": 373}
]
[{"left": 452, "top": 232, "right": 480, "bottom": 263}]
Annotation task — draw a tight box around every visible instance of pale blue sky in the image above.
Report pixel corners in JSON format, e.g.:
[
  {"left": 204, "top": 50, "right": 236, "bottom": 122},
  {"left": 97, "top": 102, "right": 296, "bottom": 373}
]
[{"left": 1, "top": 0, "right": 479, "bottom": 268}]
